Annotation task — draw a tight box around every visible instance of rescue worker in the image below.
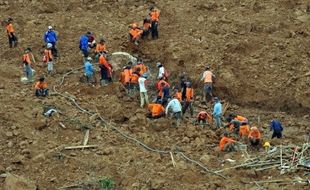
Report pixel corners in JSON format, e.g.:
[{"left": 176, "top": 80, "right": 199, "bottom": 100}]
[
  {"left": 138, "top": 73, "right": 149, "bottom": 108},
  {"left": 134, "top": 59, "right": 148, "bottom": 75},
  {"left": 226, "top": 113, "right": 248, "bottom": 134},
  {"left": 95, "top": 38, "right": 107, "bottom": 61},
  {"left": 22, "top": 48, "right": 33, "bottom": 82},
  {"left": 84, "top": 57, "right": 94, "bottom": 84},
  {"left": 166, "top": 98, "right": 182, "bottom": 127},
  {"left": 98, "top": 53, "right": 112, "bottom": 85},
  {"left": 160, "top": 81, "right": 171, "bottom": 106},
  {"left": 6, "top": 17, "right": 18, "bottom": 48},
  {"left": 196, "top": 111, "right": 212, "bottom": 127},
  {"left": 180, "top": 74, "right": 187, "bottom": 100},
  {"left": 120, "top": 64, "right": 132, "bottom": 93},
  {"left": 129, "top": 68, "right": 141, "bottom": 92},
  {"left": 248, "top": 126, "right": 261, "bottom": 146},
  {"left": 212, "top": 97, "right": 222, "bottom": 128},
  {"left": 173, "top": 87, "right": 182, "bottom": 102},
  {"left": 129, "top": 23, "right": 143, "bottom": 45},
  {"left": 200, "top": 66, "right": 215, "bottom": 102},
  {"left": 157, "top": 62, "right": 167, "bottom": 80},
  {"left": 182, "top": 82, "right": 194, "bottom": 116},
  {"left": 43, "top": 26, "right": 58, "bottom": 57},
  {"left": 147, "top": 100, "right": 165, "bottom": 119},
  {"left": 239, "top": 124, "right": 250, "bottom": 140},
  {"left": 149, "top": 6, "right": 160, "bottom": 39},
  {"left": 220, "top": 132, "right": 237, "bottom": 152},
  {"left": 87, "top": 32, "right": 96, "bottom": 49},
  {"left": 44, "top": 43, "right": 54, "bottom": 74},
  {"left": 156, "top": 78, "right": 170, "bottom": 104},
  {"left": 79, "top": 32, "right": 90, "bottom": 58},
  {"left": 142, "top": 18, "right": 151, "bottom": 39},
  {"left": 35, "top": 76, "right": 48, "bottom": 97},
  {"left": 270, "top": 119, "right": 283, "bottom": 139}
]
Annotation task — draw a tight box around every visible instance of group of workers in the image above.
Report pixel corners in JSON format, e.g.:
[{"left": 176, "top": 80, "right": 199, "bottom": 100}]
[
  {"left": 5, "top": 5, "right": 286, "bottom": 154},
  {"left": 129, "top": 6, "right": 160, "bottom": 45}
]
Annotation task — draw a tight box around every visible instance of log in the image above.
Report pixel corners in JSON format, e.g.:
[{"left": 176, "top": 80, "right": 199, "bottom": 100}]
[
  {"left": 59, "top": 122, "right": 66, "bottom": 129},
  {"left": 83, "top": 129, "right": 90, "bottom": 146},
  {"left": 64, "top": 145, "right": 98, "bottom": 150}
]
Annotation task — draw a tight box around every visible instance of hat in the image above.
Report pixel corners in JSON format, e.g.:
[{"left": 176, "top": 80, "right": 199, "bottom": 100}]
[
  {"left": 48, "top": 26, "right": 53, "bottom": 30},
  {"left": 156, "top": 62, "right": 162, "bottom": 67},
  {"left": 86, "top": 57, "right": 92, "bottom": 61},
  {"left": 142, "top": 73, "right": 149, "bottom": 78},
  {"left": 39, "top": 76, "right": 45, "bottom": 82},
  {"left": 47, "top": 43, "right": 53, "bottom": 48}
]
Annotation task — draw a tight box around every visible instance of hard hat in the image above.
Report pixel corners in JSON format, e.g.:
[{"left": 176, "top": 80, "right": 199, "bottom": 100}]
[
  {"left": 48, "top": 26, "right": 53, "bottom": 30},
  {"left": 86, "top": 57, "right": 92, "bottom": 61},
  {"left": 263, "top": 142, "right": 271, "bottom": 148},
  {"left": 142, "top": 73, "right": 149, "bottom": 78},
  {"left": 47, "top": 43, "right": 53, "bottom": 48}
]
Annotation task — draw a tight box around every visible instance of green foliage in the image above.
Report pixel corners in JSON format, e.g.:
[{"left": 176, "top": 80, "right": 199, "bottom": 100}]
[{"left": 98, "top": 177, "right": 115, "bottom": 189}]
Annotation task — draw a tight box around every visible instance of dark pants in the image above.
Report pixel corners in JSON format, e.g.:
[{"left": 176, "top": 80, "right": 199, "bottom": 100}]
[
  {"left": 50, "top": 42, "right": 58, "bottom": 57},
  {"left": 8, "top": 33, "right": 18, "bottom": 48},
  {"left": 182, "top": 101, "right": 193, "bottom": 116},
  {"left": 35, "top": 89, "right": 49, "bottom": 97},
  {"left": 250, "top": 138, "right": 260, "bottom": 146},
  {"left": 272, "top": 131, "right": 282, "bottom": 139},
  {"left": 142, "top": 29, "right": 151, "bottom": 39},
  {"left": 99, "top": 65, "right": 109, "bottom": 80},
  {"left": 151, "top": 21, "right": 158, "bottom": 39},
  {"left": 81, "top": 48, "right": 89, "bottom": 58}
]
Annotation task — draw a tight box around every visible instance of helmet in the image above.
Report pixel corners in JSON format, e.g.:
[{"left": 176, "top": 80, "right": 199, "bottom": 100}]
[
  {"left": 86, "top": 57, "right": 92, "bottom": 61},
  {"left": 156, "top": 62, "right": 162, "bottom": 67},
  {"left": 142, "top": 73, "right": 149, "bottom": 78},
  {"left": 48, "top": 26, "right": 53, "bottom": 30},
  {"left": 131, "top": 23, "right": 138, "bottom": 28},
  {"left": 263, "top": 142, "right": 271, "bottom": 148},
  {"left": 47, "top": 43, "right": 53, "bottom": 48}
]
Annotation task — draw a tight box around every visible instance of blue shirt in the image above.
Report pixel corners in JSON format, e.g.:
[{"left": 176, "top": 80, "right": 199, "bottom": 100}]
[
  {"left": 79, "top": 35, "right": 89, "bottom": 50},
  {"left": 84, "top": 61, "right": 93, "bottom": 75},
  {"left": 44, "top": 30, "right": 57, "bottom": 43},
  {"left": 212, "top": 102, "right": 222, "bottom": 117},
  {"left": 163, "top": 86, "right": 170, "bottom": 99},
  {"left": 166, "top": 98, "right": 182, "bottom": 114},
  {"left": 270, "top": 120, "right": 283, "bottom": 132}
]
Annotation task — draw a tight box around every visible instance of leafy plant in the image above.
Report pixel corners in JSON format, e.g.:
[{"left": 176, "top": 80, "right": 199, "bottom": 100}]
[{"left": 98, "top": 176, "right": 115, "bottom": 189}]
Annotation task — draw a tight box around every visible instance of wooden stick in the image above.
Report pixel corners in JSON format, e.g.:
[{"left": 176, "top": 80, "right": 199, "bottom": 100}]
[
  {"left": 64, "top": 145, "right": 98, "bottom": 150},
  {"left": 83, "top": 129, "right": 90, "bottom": 146},
  {"left": 280, "top": 144, "right": 283, "bottom": 168},
  {"left": 255, "top": 164, "right": 281, "bottom": 171},
  {"left": 170, "top": 152, "right": 176, "bottom": 167},
  {"left": 59, "top": 122, "right": 66, "bottom": 129},
  {"left": 30, "top": 53, "right": 36, "bottom": 64}
]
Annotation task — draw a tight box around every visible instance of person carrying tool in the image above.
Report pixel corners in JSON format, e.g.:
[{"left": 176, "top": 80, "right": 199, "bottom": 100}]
[
  {"left": 166, "top": 98, "right": 182, "bottom": 127},
  {"left": 35, "top": 76, "right": 48, "bottom": 97},
  {"left": 5, "top": 17, "right": 18, "bottom": 48},
  {"left": 248, "top": 126, "right": 261, "bottom": 146},
  {"left": 129, "top": 23, "right": 143, "bottom": 45},
  {"left": 44, "top": 43, "right": 54, "bottom": 74},
  {"left": 212, "top": 97, "right": 222, "bottom": 128},
  {"left": 142, "top": 18, "right": 151, "bottom": 39},
  {"left": 95, "top": 38, "right": 107, "bottom": 61},
  {"left": 138, "top": 73, "right": 149, "bottom": 108},
  {"left": 270, "top": 119, "right": 283, "bottom": 139},
  {"left": 149, "top": 6, "right": 160, "bottom": 39},
  {"left": 79, "top": 32, "right": 90, "bottom": 58},
  {"left": 147, "top": 100, "right": 165, "bottom": 119},
  {"left": 98, "top": 53, "right": 112, "bottom": 86},
  {"left": 196, "top": 111, "right": 212, "bottom": 127},
  {"left": 219, "top": 132, "right": 237, "bottom": 152},
  {"left": 200, "top": 66, "right": 215, "bottom": 102},
  {"left": 22, "top": 48, "right": 34, "bottom": 82},
  {"left": 43, "top": 26, "right": 58, "bottom": 58},
  {"left": 84, "top": 57, "right": 95, "bottom": 84},
  {"left": 182, "top": 82, "right": 194, "bottom": 116}
]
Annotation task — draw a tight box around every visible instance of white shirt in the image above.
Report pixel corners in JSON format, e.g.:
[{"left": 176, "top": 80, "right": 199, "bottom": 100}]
[
  {"left": 166, "top": 98, "right": 182, "bottom": 114},
  {"left": 138, "top": 77, "right": 147, "bottom": 92},
  {"left": 158, "top": 66, "right": 165, "bottom": 79}
]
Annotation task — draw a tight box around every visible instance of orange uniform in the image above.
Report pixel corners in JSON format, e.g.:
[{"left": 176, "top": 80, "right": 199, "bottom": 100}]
[
  {"left": 130, "top": 72, "right": 140, "bottom": 84},
  {"left": 185, "top": 87, "right": 194, "bottom": 102},
  {"left": 121, "top": 68, "right": 132, "bottom": 84},
  {"left": 99, "top": 55, "right": 112, "bottom": 74},
  {"left": 22, "top": 53, "right": 31, "bottom": 65},
  {"left": 157, "top": 80, "right": 170, "bottom": 97},
  {"left": 150, "top": 10, "right": 160, "bottom": 22},
  {"left": 175, "top": 92, "right": 182, "bottom": 101},
  {"left": 134, "top": 64, "right": 147, "bottom": 75},
  {"left": 148, "top": 103, "right": 165, "bottom": 117},
  {"left": 44, "top": 49, "right": 53, "bottom": 62},
  {"left": 248, "top": 127, "right": 261, "bottom": 139},
  {"left": 143, "top": 22, "right": 151, "bottom": 30},
  {"left": 235, "top": 115, "right": 248, "bottom": 123},
  {"left": 197, "top": 111, "right": 213, "bottom": 123},
  {"left": 129, "top": 28, "right": 143, "bottom": 40},
  {"left": 6, "top": 23, "right": 14, "bottom": 34},
  {"left": 35, "top": 82, "right": 48, "bottom": 89},
  {"left": 95, "top": 43, "right": 106, "bottom": 53},
  {"left": 239, "top": 124, "right": 250, "bottom": 137},
  {"left": 219, "top": 137, "right": 236, "bottom": 151}
]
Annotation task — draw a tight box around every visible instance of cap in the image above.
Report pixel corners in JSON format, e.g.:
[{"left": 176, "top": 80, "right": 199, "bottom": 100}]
[
  {"left": 47, "top": 43, "right": 53, "bottom": 48},
  {"left": 86, "top": 57, "right": 92, "bottom": 61},
  {"left": 156, "top": 62, "right": 162, "bottom": 67},
  {"left": 142, "top": 73, "right": 149, "bottom": 78},
  {"left": 48, "top": 26, "right": 53, "bottom": 30}
]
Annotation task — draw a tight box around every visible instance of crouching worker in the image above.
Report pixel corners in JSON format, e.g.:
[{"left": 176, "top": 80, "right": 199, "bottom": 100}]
[
  {"left": 196, "top": 111, "right": 212, "bottom": 127},
  {"left": 220, "top": 132, "right": 237, "bottom": 152},
  {"left": 35, "top": 77, "right": 48, "bottom": 97},
  {"left": 147, "top": 100, "right": 165, "bottom": 119},
  {"left": 129, "top": 23, "right": 143, "bottom": 45},
  {"left": 248, "top": 127, "right": 261, "bottom": 146},
  {"left": 166, "top": 98, "right": 182, "bottom": 127}
]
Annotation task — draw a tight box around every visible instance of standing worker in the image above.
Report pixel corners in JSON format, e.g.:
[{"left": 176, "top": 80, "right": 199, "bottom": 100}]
[
  {"left": 22, "top": 48, "right": 34, "bottom": 82},
  {"left": 95, "top": 39, "right": 107, "bottom": 61},
  {"left": 200, "top": 66, "right": 215, "bottom": 102},
  {"left": 270, "top": 119, "right": 283, "bottom": 139},
  {"left": 44, "top": 26, "right": 58, "bottom": 58},
  {"left": 98, "top": 53, "right": 112, "bottom": 86},
  {"left": 5, "top": 17, "right": 18, "bottom": 48},
  {"left": 212, "top": 97, "right": 222, "bottom": 128},
  {"left": 44, "top": 43, "right": 54, "bottom": 74},
  {"left": 166, "top": 98, "right": 182, "bottom": 127},
  {"left": 79, "top": 32, "right": 90, "bottom": 58},
  {"left": 182, "top": 82, "right": 194, "bottom": 116},
  {"left": 142, "top": 18, "right": 151, "bottom": 39},
  {"left": 84, "top": 57, "right": 94, "bottom": 84},
  {"left": 138, "top": 73, "right": 149, "bottom": 108},
  {"left": 149, "top": 6, "right": 160, "bottom": 39}
]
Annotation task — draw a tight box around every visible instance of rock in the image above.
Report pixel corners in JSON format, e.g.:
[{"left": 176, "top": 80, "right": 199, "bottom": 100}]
[
  {"left": 197, "top": 15, "right": 204, "bottom": 22},
  {"left": 7, "top": 141, "right": 13, "bottom": 148},
  {"left": 0, "top": 164, "right": 5, "bottom": 174},
  {"left": 102, "top": 147, "right": 114, "bottom": 155},
  {"left": 21, "top": 149, "right": 31, "bottom": 155},
  {"left": 199, "top": 155, "right": 211, "bottom": 164},
  {"left": 4, "top": 173, "right": 37, "bottom": 190},
  {"left": 5, "top": 132, "right": 13, "bottom": 138},
  {"left": 12, "top": 130, "right": 19, "bottom": 136},
  {"left": 150, "top": 179, "right": 165, "bottom": 189},
  {"left": 181, "top": 137, "right": 190, "bottom": 143}
]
